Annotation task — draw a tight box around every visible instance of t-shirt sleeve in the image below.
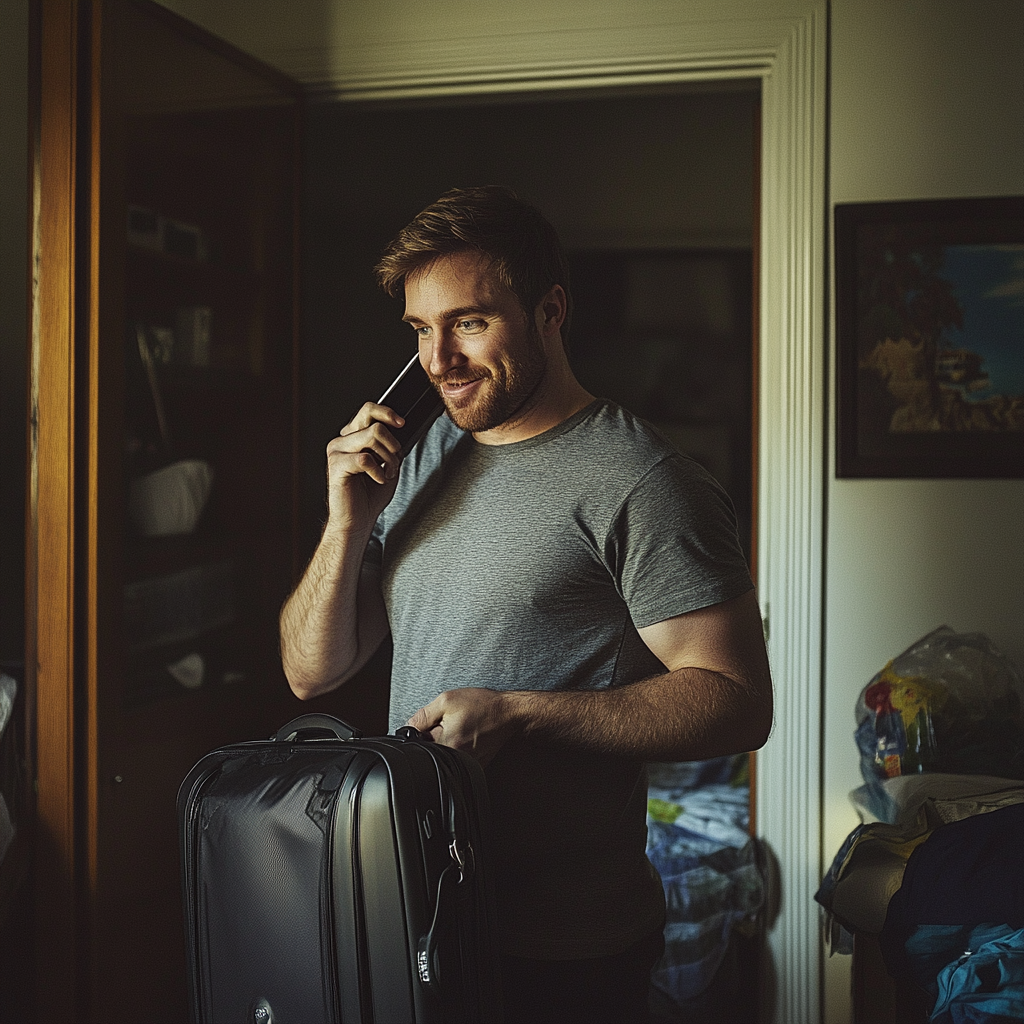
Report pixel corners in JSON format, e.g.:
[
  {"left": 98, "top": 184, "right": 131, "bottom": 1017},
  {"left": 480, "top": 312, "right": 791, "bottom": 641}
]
[
  {"left": 605, "top": 454, "right": 753, "bottom": 629},
  {"left": 364, "top": 516, "right": 384, "bottom": 568},
  {"left": 364, "top": 412, "right": 466, "bottom": 574}
]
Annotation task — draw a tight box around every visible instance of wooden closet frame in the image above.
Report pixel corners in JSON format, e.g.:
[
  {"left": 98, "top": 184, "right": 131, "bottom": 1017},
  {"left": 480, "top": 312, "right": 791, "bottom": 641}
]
[{"left": 29, "top": 3, "right": 303, "bottom": 1016}]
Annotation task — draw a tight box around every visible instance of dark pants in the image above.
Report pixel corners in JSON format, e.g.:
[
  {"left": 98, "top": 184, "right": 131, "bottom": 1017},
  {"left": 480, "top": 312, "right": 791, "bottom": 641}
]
[{"left": 500, "top": 928, "right": 665, "bottom": 1024}]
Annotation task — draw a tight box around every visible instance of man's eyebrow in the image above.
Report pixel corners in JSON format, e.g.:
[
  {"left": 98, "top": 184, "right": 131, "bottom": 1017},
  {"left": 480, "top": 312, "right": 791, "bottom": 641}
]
[{"left": 402, "top": 305, "right": 495, "bottom": 324}]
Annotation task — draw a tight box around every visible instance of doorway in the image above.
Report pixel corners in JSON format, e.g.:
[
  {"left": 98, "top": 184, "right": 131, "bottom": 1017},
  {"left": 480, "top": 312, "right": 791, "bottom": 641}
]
[
  {"left": 298, "top": 84, "right": 761, "bottom": 1020},
  {"left": 298, "top": 86, "right": 759, "bottom": 560}
]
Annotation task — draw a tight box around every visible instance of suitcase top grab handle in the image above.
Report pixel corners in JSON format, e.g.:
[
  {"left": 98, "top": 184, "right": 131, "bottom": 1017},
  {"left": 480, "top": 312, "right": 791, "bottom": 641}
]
[{"left": 275, "top": 713, "right": 362, "bottom": 742}]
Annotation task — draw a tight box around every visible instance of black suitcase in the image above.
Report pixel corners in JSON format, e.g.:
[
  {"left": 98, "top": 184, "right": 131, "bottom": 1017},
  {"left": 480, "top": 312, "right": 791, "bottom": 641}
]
[{"left": 178, "top": 713, "right": 503, "bottom": 1023}]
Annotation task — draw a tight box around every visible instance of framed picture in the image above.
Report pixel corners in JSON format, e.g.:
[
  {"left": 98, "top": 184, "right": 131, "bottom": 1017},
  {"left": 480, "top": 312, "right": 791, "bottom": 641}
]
[{"left": 835, "top": 196, "right": 1024, "bottom": 478}]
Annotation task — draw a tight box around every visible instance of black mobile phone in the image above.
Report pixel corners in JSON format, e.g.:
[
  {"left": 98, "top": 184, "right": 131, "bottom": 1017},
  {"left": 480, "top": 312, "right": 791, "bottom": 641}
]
[{"left": 378, "top": 354, "right": 445, "bottom": 457}]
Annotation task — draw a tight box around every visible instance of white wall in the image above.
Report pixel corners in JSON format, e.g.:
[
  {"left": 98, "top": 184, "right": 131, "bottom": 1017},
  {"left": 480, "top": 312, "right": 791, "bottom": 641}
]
[{"left": 824, "top": 2, "right": 1024, "bottom": 1021}]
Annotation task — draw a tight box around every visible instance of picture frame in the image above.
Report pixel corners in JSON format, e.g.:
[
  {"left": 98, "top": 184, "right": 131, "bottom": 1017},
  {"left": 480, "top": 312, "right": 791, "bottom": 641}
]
[{"left": 835, "top": 196, "right": 1024, "bottom": 478}]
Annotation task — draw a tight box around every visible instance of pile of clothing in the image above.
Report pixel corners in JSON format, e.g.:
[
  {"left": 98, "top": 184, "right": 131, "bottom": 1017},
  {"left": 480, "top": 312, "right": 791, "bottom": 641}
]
[
  {"left": 818, "top": 627, "right": 1024, "bottom": 1023},
  {"left": 645, "top": 754, "right": 763, "bottom": 1019},
  {"left": 879, "top": 802, "right": 1024, "bottom": 1024}
]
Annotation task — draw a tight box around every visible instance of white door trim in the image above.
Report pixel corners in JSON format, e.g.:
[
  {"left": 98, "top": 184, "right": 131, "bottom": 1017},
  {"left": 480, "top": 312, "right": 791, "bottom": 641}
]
[{"left": 325, "top": 7, "right": 827, "bottom": 1021}]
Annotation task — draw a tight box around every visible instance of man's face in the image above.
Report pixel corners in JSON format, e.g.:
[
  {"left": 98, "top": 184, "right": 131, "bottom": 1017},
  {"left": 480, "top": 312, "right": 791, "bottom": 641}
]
[{"left": 402, "top": 251, "right": 547, "bottom": 434}]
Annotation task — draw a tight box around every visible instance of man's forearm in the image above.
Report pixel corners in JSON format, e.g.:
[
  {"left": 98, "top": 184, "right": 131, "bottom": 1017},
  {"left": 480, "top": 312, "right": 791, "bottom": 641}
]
[
  {"left": 508, "top": 666, "right": 773, "bottom": 762},
  {"left": 279, "top": 526, "right": 379, "bottom": 699},
  {"left": 410, "top": 665, "right": 773, "bottom": 766}
]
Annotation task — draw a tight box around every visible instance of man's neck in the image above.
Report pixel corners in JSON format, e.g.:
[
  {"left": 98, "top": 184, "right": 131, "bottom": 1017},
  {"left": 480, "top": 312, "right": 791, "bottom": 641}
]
[{"left": 472, "top": 368, "right": 594, "bottom": 446}]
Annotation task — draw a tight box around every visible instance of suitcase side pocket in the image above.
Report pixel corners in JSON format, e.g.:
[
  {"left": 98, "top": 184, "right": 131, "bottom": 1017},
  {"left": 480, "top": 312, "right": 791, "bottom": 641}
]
[{"left": 180, "top": 746, "right": 352, "bottom": 1024}]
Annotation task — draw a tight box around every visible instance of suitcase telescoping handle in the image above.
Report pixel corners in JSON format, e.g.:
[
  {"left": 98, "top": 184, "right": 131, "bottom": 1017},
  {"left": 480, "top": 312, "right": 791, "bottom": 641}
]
[{"left": 274, "top": 713, "right": 363, "bottom": 742}]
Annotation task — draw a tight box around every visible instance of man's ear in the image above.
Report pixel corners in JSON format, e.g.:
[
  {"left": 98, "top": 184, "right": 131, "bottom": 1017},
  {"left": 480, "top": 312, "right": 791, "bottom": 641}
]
[{"left": 538, "top": 284, "right": 567, "bottom": 330}]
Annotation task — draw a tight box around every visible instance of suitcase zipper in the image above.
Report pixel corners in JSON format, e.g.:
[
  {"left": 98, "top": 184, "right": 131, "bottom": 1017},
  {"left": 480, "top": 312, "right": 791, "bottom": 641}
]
[
  {"left": 413, "top": 746, "right": 482, "bottom": 1019},
  {"left": 426, "top": 746, "right": 501, "bottom": 1022},
  {"left": 180, "top": 761, "right": 222, "bottom": 1023},
  {"left": 183, "top": 800, "right": 205, "bottom": 1021},
  {"left": 321, "top": 772, "right": 343, "bottom": 1023},
  {"left": 338, "top": 757, "right": 378, "bottom": 1024},
  {"left": 416, "top": 862, "right": 461, "bottom": 990}
]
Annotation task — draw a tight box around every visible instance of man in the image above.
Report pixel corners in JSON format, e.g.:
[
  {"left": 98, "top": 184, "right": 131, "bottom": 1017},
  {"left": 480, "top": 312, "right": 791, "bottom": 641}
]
[{"left": 280, "top": 186, "right": 773, "bottom": 1023}]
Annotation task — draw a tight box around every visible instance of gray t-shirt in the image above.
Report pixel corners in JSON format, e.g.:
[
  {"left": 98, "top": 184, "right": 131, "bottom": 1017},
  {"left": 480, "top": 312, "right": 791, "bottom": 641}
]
[{"left": 367, "top": 399, "right": 753, "bottom": 958}]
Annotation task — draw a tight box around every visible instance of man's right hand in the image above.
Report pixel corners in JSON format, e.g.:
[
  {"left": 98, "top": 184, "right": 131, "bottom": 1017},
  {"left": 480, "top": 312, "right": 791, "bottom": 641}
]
[
  {"left": 280, "top": 400, "right": 400, "bottom": 700},
  {"left": 326, "top": 401, "right": 406, "bottom": 536}
]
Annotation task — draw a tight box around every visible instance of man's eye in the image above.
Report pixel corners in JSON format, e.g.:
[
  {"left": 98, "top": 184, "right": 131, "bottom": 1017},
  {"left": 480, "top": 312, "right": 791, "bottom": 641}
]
[
  {"left": 413, "top": 325, "right": 431, "bottom": 338},
  {"left": 458, "top": 319, "right": 485, "bottom": 331}
]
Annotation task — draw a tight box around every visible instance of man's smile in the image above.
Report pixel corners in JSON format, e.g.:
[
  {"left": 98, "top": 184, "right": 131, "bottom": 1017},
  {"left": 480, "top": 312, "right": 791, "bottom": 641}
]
[{"left": 437, "top": 373, "right": 488, "bottom": 400}]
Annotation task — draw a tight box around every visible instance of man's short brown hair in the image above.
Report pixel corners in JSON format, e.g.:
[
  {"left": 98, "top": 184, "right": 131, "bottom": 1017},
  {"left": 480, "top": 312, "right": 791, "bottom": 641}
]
[{"left": 374, "top": 185, "right": 573, "bottom": 341}]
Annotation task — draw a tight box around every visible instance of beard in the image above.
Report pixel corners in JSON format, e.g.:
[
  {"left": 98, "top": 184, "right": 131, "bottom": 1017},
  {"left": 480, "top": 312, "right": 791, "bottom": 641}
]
[{"left": 432, "top": 322, "right": 547, "bottom": 433}]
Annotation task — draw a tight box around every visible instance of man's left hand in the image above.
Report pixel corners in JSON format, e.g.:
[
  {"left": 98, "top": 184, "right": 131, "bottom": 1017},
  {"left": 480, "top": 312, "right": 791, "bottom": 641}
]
[{"left": 407, "top": 688, "right": 523, "bottom": 766}]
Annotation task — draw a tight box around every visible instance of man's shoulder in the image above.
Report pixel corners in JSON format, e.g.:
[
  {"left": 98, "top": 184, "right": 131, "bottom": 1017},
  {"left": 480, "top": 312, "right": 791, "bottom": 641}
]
[
  {"left": 415, "top": 410, "right": 466, "bottom": 459},
  {"left": 579, "top": 400, "right": 677, "bottom": 451},
  {"left": 567, "top": 400, "right": 703, "bottom": 480}
]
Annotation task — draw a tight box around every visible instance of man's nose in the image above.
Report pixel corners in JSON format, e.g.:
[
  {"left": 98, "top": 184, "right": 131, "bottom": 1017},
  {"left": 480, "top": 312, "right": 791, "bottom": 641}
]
[{"left": 424, "top": 329, "right": 463, "bottom": 378}]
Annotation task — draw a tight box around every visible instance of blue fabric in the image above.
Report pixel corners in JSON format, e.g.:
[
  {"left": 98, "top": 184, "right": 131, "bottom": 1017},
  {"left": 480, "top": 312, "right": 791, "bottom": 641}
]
[{"left": 931, "top": 927, "right": 1024, "bottom": 1024}]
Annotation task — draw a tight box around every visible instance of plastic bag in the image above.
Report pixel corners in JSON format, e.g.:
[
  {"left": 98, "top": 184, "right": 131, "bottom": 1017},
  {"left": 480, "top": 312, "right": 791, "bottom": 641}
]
[{"left": 855, "top": 628, "right": 1024, "bottom": 817}]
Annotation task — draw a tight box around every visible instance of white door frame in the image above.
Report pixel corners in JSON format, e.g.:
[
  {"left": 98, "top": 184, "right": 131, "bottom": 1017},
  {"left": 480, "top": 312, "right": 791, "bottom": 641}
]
[{"left": 325, "top": 6, "right": 828, "bottom": 1020}]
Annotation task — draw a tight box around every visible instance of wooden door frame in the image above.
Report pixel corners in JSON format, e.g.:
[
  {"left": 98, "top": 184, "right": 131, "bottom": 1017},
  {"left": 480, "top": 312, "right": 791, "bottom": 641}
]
[
  {"left": 30, "top": 2, "right": 111, "bottom": 1016},
  {"left": 29, "top": 3, "right": 303, "bottom": 1016},
  {"left": 30, "top": 1, "right": 85, "bottom": 1018}
]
